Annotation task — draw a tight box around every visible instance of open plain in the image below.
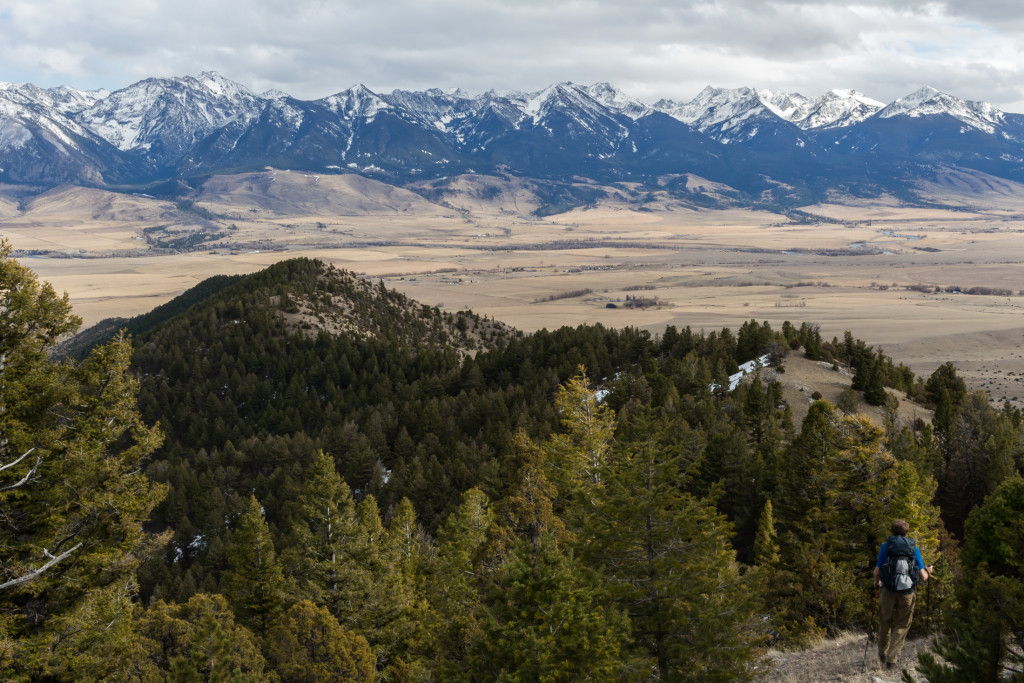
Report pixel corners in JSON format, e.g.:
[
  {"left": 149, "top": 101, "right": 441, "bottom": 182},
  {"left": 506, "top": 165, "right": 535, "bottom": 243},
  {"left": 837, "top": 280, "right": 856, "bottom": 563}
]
[{"left": 5, "top": 169, "right": 1024, "bottom": 408}]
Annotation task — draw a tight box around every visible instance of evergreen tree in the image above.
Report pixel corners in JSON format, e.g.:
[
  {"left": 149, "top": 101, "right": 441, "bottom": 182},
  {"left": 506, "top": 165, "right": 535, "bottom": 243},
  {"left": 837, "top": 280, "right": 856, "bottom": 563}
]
[
  {"left": 381, "top": 496, "right": 434, "bottom": 676},
  {"left": 283, "top": 450, "right": 360, "bottom": 616},
  {"left": 772, "top": 402, "right": 914, "bottom": 636},
  {"left": 223, "top": 496, "right": 286, "bottom": 637},
  {"left": 885, "top": 461, "right": 950, "bottom": 634},
  {"left": 347, "top": 494, "right": 428, "bottom": 677},
  {"left": 492, "top": 430, "right": 570, "bottom": 552},
  {"left": 926, "top": 362, "right": 968, "bottom": 414},
  {"left": 699, "top": 424, "right": 763, "bottom": 559},
  {"left": 429, "top": 487, "right": 495, "bottom": 675},
  {"left": 266, "top": 600, "right": 374, "bottom": 682},
  {"left": 754, "top": 500, "right": 780, "bottom": 567},
  {"left": 776, "top": 403, "right": 894, "bottom": 563},
  {"left": 477, "top": 533, "right": 635, "bottom": 681},
  {"left": 937, "top": 391, "right": 1023, "bottom": 538},
  {"left": 136, "top": 593, "right": 270, "bottom": 682},
  {"left": 545, "top": 367, "right": 615, "bottom": 505},
  {"left": 582, "top": 406, "right": 763, "bottom": 681},
  {"left": 0, "top": 242, "right": 167, "bottom": 680},
  {"left": 799, "top": 323, "right": 825, "bottom": 360},
  {"left": 916, "top": 476, "right": 1024, "bottom": 681},
  {"left": 864, "top": 360, "right": 889, "bottom": 406},
  {"left": 887, "top": 462, "right": 942, "bottom": 566},
  {"left": 838, "top": 387, "right": 859, "bottom": 415},
  {"left": 386, "top": 497, "right": 432, "bottom": 593}
]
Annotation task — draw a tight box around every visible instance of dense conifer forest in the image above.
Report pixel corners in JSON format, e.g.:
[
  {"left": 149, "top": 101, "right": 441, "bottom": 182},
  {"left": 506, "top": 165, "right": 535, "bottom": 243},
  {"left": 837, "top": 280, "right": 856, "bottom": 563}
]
[{"left": 2, "top": 244, "right": 1023, "bottom": 680}]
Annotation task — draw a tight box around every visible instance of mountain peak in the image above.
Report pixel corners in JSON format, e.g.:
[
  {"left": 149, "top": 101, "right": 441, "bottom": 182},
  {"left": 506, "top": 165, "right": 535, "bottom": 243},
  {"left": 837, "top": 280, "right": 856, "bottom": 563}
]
[
  {"left": 5, "top": 72, "right": 1024, "bottom": 202},
  {"left": 192, "top": 71, "right": 255, "bottom": 99},
  {"left": 787, "top": 89, "right": 884, "bottom": 130},
  {"left": 320, "top": 84, "right": 391, "bottom": 118},
  {"left": 878, "top": 85, "right": 1004, "bottom": 133},
  {"left": 74, "top": 72, "right": 264, "bottom": 155},
  {"left": 882, "top": 85, "right": 944, "bottom": 114},
  {"left": 654, "top": 85, "right": 774, "bottom": 136},
  {"left": 584, "top": 82, "right": 651, "bottom": 119}
]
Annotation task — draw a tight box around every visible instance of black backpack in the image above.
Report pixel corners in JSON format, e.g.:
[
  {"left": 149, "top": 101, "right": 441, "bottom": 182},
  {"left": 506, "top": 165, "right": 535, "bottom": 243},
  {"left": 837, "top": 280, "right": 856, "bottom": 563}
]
[{"left": 880, "top": 535, "right": 919, "bottom": 594}]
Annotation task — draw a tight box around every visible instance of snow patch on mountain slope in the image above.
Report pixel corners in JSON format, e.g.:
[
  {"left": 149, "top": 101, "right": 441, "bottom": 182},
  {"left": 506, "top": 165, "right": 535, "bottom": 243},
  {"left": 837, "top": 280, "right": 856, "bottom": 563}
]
[
  {"left": 653, "top": 86, "right": 883, "bottom": 136},
  {"left": 321, "top": 85, "right": 391, "bottom": 119},
  {"left": 793, "top": 89, "right": 883, "bottom": 129},
  {"left": 260, "top": 89, "right": 291, "bottom": 100},
  {"left": 583, "top": 83, "right": 651, "bottom": 120},
  {"left": 0, "top": 83, "right": 109, "bottom": 115},
  {"left": 0, "top": 96, "right": 95, "bottom": 153},
  {"left": 76, "top": 71, "right": 263, "bottom": 152},
  {"left": 877, "top": 86, "right": 1005, "bottom": 134}
]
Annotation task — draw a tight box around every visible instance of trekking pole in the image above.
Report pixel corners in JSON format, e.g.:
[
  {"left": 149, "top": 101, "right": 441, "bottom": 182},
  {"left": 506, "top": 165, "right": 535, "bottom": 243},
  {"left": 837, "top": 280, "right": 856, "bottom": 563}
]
[
  {"left": 926, "top": 577, "right": 931, "bottom": 634},
  {"left": 862, "top": 583, "right": 878, "bottom": 672}
]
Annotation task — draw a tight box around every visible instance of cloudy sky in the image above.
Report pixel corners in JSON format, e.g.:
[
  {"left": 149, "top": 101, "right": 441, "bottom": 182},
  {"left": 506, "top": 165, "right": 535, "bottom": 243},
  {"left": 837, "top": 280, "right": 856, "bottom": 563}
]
[{"left": 2, "top": 0, "right": 1024, "bottom": 110}]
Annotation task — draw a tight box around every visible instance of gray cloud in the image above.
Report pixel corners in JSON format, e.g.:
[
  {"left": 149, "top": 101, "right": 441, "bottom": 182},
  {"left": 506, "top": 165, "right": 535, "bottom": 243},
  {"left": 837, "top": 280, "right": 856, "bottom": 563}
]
[{"left": 2, "top": 0, "right": 1024, "bottom": 111}]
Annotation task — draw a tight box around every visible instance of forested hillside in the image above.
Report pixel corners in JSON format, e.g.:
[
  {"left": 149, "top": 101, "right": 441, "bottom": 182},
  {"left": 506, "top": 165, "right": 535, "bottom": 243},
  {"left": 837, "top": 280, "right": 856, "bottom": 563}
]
[{"left": 3, "top": 248, "right": 1023, "bottom": 681}]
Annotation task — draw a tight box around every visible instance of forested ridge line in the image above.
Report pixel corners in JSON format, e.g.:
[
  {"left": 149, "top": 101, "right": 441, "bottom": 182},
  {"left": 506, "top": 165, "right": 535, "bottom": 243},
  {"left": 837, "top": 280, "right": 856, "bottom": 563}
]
[{"left": 3, "top": 250, "right": 1022, "bottom": 681}]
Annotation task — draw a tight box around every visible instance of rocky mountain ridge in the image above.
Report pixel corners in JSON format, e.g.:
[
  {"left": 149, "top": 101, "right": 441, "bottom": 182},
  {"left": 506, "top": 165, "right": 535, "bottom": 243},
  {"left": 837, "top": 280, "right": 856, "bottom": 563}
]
[{"left": 3, "top": 72, "right": 1024, "bottom": 207}]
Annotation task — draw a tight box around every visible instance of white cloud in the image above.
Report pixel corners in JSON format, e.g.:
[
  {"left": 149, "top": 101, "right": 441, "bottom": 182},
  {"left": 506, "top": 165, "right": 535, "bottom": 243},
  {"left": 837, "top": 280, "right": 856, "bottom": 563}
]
[{"left": 1, "top": 0, "right": 1024, "bottom": 110}]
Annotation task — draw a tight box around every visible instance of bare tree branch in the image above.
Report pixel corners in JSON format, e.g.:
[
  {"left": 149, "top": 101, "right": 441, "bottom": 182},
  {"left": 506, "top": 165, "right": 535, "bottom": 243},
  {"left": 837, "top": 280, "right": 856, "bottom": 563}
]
[
  {"left": 0, "top": 542, "right": 83, "bottom": 590},
  {"left": 0, "top": 449, "right": 42, "bottom": 492},
  {"left": 0, "top": 447, "right": 34, "bottom": 474}
]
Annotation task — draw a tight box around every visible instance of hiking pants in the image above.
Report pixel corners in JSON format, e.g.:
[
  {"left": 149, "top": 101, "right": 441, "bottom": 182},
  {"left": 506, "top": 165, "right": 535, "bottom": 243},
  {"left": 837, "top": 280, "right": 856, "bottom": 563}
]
[{"left": 878, "top": 588, "right": 916, "bottom": 664}]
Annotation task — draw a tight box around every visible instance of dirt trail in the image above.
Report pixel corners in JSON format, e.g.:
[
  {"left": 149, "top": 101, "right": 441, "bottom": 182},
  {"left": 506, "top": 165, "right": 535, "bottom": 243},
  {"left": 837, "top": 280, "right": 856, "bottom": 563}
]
[{"left": 757, "top": 633, "right": 934, "bottom": 682}]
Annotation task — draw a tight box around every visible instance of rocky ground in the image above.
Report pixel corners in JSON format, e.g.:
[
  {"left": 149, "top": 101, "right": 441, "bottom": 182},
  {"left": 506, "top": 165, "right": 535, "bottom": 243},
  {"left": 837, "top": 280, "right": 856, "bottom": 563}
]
[{"left": 757, "top": 633, "right": 936, "bottom": 682}]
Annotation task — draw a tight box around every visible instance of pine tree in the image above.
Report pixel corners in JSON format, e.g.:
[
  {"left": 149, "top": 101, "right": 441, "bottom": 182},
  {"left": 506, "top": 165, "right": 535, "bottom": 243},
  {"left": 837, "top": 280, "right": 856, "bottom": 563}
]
[
  {"left": 776, "top": 403, "right": 896, "bottom": 565},
  {"left": 754, "top": 500, "right": 781, "bottom": 567},
  {"left": 916, "top": 476, "right": 1024, "bottom": 681},
  {"left": 284, "top": 450, "right": 360, "bottom": 616},
  {"left": 0, "top": 242, "right": 168, "bottom": 679},
  {"left": 937, "top": 390, "right": 1023, "bottom": 538},
  {"left": 429, "top": 487, "right": 495, "bottom": 675},
  {"left": 545, "top": 367, "right": 615, "bottom": 503},
  {"left": 223, "top": 496, "right": 286, "bottom": 637},
  {"left": 886, "top": 462, "right": 942, "bottom": 566},
  {"left": 492, "top": 430, "right": 571, "bottom": 553},
  {"left": 386, "top": 497, "right": 431, "bottom": 590},
  {"left": 772, "top": 402, "right": 912, "bottom": 636},
  {"left": 884, "top": 461, "right": 950, "bottom": 633},
  {"left": 582, "top": 406, "right": 763, "bottom": 681},
  {"left": 864, "top": 360, "right": 888, "bottom": 406},
  {"left": 381, "top": 496, "right": 433, "bottom": 676},
  {"left": 136, "top": 593, "right": 270, "bottom": 682},
  {"left": 344, "top": 494, "right": 428, "bottom": 677},
  {"left": 477, "top": 533, "right": 634, "bottom": 681},
  {"left": 266, "top": 600, "right": 374, "bottom": 682}
]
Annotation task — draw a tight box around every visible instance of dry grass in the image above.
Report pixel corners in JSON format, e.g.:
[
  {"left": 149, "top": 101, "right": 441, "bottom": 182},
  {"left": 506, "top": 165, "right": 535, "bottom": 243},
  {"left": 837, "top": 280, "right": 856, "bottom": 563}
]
[
  {"left": 757, "top": 632, "right": 935, "bottom": 682},
  {"left": 761, "top": 356, "right": 932, "bottom": 428},
  {"left": 6, "top": 169, "right": 1024, "bottom": 407}
]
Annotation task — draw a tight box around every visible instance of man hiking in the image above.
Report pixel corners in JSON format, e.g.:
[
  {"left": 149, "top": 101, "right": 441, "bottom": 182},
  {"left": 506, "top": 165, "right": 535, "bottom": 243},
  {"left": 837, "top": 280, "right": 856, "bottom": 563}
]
[{"left": 873, "top": 519, "right": 934, "bottom": 670}]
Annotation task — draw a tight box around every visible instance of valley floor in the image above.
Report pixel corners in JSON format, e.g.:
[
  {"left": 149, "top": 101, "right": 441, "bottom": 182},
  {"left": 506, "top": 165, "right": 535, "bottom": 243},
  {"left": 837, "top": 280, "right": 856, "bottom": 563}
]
[{"left": 7, "top": 173, "right": 1024, "bottom": 407}]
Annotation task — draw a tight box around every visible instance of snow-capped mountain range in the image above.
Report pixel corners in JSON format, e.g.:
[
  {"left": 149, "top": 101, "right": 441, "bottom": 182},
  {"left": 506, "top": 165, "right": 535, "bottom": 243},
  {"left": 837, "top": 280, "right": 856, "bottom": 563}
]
[{"left": 3, "top": 71, "right": 1024, "bottom": 206}]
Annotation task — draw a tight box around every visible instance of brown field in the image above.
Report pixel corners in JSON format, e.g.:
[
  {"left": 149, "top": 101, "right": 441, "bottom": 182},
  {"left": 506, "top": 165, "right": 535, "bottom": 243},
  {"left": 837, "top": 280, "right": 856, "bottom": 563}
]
[{"left": 4, "top": 169, "right": 1024, "bottom": 408}]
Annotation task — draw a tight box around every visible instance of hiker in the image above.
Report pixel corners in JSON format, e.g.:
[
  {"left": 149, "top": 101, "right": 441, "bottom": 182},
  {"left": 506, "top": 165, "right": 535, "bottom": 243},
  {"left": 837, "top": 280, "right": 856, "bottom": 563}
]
[{"left": 873, "top": 519, "right": 934, "bottom": 670}]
